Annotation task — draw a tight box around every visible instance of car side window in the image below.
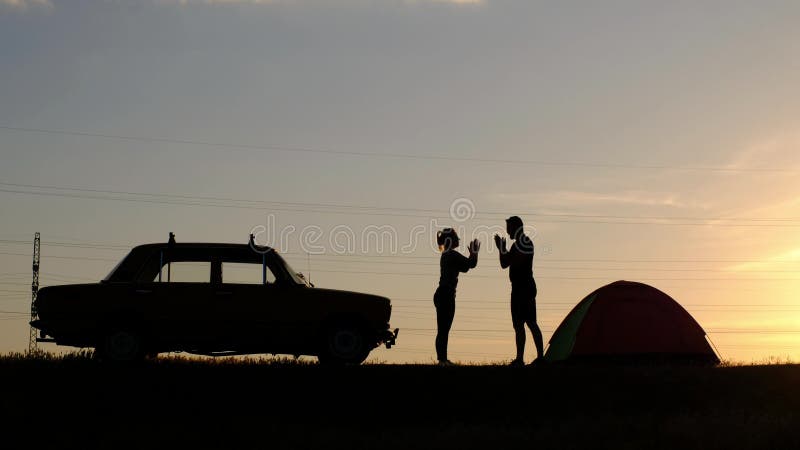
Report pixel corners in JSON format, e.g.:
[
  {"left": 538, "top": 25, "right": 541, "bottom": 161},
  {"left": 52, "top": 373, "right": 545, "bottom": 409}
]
[
  {"left": 154, "top": 261, "right": 210, "bottom": 283},
  {"left": 222, "top": 262, "right": 276, "bottom": 285}
]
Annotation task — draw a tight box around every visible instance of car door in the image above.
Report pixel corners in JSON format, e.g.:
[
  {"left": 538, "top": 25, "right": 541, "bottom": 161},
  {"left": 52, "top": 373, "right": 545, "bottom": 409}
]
[
  {"left": 136, "top": 255, "right": 219, "bottom": 350},
  {"left": 220, "top": 258, "right": 323, "bottom": 354},
  {"left": 218, "top": 260, "right": 286, "bottom": 351}
]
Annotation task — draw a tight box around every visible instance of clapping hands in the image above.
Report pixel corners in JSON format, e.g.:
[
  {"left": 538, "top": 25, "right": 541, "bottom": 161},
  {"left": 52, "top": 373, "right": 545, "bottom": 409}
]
[{"left": 468, "top": 239, "right": 481, "bottom": 254}]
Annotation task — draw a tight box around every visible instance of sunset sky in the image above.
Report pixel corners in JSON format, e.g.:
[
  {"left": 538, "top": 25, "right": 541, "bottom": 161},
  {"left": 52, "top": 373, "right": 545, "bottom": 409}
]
[{"left": 1, "top": 0, "right": 799, "bottom": 363}]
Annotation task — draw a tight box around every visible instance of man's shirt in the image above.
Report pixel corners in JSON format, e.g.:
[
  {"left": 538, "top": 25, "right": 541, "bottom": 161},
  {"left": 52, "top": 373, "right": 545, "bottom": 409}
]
[{"left": 500, "top": 233, "right": 534, "bottom": 286}]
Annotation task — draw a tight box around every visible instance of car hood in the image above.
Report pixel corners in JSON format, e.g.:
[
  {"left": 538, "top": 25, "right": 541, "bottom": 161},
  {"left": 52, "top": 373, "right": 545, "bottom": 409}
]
[
  {"left": 305, "top": 287, "right": 389, "bottom": 304},
  {"left": 38, "top": 283, "right": 101, "bottom": 298}
]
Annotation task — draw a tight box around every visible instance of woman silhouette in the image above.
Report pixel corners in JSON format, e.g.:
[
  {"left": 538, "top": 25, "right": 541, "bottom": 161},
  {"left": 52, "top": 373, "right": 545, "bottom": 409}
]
[{"left": 433, "top": 228, "right": 480, "bottom": 365}]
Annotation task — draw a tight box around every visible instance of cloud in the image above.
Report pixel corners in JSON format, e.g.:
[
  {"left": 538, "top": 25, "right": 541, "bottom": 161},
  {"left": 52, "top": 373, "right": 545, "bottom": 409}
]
[
  {"left": 725, "top": 246, "right": 800, "bottom": 273},
  {"left": 723, "top": 131, "right": 800, "bottom": 173},
  {"left": 0, "top": 0, "right": 52, "bottom": 12},
  {"left": 492, "top": 190, "right": 707, "bottom": 210},
  {"left": 159, "top": 0, "right": 483, "bottom": 4},
  {"left": 407, "top": 0, "right": 484, "bottom": 4},
  {"left": 1, "top": 0, "right": 483, "bottom": 12},
  {"left": 167, "top": 0, "right": 281, "bottom": 4}
]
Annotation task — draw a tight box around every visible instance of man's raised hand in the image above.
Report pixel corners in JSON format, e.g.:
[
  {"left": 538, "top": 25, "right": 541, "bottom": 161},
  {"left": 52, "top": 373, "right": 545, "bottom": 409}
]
[{"left": 494, "top": 234, "right": 507, "bottom": 252}]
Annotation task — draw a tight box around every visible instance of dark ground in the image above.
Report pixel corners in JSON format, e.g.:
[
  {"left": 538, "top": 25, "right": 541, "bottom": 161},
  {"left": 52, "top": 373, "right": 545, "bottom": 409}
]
[{"left": 2, "top": 353, "right": 799, "bottom": 449}]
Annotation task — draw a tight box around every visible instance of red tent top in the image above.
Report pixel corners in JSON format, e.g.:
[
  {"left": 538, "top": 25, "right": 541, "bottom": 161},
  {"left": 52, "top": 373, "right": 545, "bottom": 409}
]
[{"left": 546, "top": 281, "right": 719, "bottom": 363}]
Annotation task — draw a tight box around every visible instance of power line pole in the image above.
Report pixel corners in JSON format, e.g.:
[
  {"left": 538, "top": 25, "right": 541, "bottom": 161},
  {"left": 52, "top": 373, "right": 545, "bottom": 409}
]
[{"left": 28, "top": 232, "right": 40, "bottom": 353}]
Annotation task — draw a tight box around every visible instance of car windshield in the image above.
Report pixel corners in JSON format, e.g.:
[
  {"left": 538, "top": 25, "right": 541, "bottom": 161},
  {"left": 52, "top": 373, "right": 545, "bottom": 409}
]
[
  {"left": 102, "top": 251, "right": 131, "bottom": 282},
  {"left": 274, "top": 252, "right": 310, "bottom": 286}
]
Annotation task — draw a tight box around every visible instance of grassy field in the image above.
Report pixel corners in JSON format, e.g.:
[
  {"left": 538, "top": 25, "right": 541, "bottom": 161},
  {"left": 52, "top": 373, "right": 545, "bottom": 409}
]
[{"left": 2, "top": 352, "right": 799, "bottom": 449}]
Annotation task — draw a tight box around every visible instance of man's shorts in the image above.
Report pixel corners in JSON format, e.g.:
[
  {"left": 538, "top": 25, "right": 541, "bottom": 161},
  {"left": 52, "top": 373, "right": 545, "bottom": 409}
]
[{"left": 510, "top": 281, "right": 537, "bottom": 325}]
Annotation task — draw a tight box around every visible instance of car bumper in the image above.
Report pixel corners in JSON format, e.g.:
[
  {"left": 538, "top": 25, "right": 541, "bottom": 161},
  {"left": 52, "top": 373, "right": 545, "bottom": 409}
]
[{"left": 379, "top": 328, "right": 399, "bottom": 349}]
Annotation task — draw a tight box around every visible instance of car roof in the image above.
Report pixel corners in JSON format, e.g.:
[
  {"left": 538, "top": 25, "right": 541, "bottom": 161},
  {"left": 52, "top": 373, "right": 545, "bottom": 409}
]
[
  {"left": 132, "top": 242, "right": 275, "bottom": 252},
  {"left": 104, "top": 242, "right": 287, "bottom": 283}
]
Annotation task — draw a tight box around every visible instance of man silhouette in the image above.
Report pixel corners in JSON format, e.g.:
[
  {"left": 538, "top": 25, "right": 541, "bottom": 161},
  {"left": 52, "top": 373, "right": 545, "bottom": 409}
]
[{"left": 494, "top": 216, "right": 544, "bottom": 366}]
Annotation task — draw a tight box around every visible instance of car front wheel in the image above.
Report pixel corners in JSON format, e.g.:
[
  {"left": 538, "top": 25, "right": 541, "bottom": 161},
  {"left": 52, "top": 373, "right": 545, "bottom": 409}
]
[
  {"left": 318, "top": 323, "right": 370, "bottom": 365},
  {"left": 96, "top": 329, "right": 145, "bottom": 362}
]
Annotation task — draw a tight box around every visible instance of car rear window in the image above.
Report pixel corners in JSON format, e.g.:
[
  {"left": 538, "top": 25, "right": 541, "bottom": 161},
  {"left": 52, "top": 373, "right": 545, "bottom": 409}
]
[{"left": 155, "top": 261, "right": 210, "bottom": 283}]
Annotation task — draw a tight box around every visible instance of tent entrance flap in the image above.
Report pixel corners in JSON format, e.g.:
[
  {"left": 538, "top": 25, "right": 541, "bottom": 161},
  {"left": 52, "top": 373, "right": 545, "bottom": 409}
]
[{"left": 544, "top": 293, "right": 597, "bottom": 362}]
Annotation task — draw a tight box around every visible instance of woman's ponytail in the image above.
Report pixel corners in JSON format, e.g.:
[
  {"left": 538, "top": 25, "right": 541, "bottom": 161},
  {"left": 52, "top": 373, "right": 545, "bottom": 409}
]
[{"left": 437, "top": 228, "right": 457, "bottom": 252}]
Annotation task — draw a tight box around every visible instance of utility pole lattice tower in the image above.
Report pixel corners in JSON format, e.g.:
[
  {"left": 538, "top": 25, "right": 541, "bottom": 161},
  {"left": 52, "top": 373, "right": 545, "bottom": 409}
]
[{"left": 28, "top": 232, "right": 40, "bottom": 353}]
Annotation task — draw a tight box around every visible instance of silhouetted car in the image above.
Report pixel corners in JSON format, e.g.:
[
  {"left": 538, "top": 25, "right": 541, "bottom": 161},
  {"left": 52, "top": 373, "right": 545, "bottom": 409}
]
[{"left": 32, "top": 239, "right": 398, "bottom": 364}]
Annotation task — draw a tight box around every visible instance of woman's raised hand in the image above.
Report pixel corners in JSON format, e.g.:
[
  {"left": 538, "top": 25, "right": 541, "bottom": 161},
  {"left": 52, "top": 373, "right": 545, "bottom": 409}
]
[{"left": 468, "top": 239, "right": 481, "bottom": 254}]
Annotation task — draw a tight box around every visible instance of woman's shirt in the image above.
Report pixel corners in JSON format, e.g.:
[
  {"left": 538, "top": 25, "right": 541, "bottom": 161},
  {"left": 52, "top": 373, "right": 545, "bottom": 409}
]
[{"left": 438, "top": 249, "right": 478, "bottom": 291}]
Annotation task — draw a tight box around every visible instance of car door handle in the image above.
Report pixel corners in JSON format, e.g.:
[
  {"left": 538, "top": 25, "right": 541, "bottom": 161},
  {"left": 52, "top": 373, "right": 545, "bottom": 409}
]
[{"left": 135, "top": 289, "right": 153, "bottom": 294}]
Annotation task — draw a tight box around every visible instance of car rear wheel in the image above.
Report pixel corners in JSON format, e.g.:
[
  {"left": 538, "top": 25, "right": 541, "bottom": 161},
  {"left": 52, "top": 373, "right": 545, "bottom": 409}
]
[
  {"left": 318, "top": 323, "right": 370, "bottom": 365},
  {"left": 96, "top": 329, "right": 145, "bottom": 362}
]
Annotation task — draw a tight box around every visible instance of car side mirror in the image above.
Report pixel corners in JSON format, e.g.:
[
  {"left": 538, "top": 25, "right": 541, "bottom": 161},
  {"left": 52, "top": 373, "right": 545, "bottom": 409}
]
[{"left": 297, "top": 272, "right": 313, "bottom": 287}]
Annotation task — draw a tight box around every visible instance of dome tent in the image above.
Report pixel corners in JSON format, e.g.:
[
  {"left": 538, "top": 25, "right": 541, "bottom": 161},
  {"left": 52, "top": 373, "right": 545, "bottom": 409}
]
[{"left": 544, "top": 281, "right": 719, "bottom": 364}]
